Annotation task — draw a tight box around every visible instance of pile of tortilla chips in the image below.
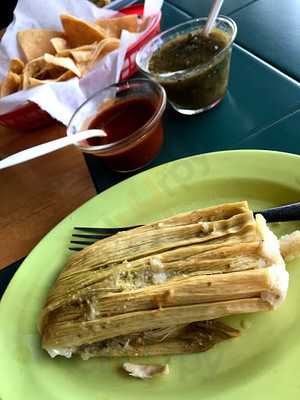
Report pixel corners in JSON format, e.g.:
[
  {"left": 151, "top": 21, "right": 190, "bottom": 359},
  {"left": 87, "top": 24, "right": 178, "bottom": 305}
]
[
  {"left": 90, "top": 0, "right": 111, "bottom": 6},
  {"left": 0, "top": 13, "right": 140, "bottom": 98}
]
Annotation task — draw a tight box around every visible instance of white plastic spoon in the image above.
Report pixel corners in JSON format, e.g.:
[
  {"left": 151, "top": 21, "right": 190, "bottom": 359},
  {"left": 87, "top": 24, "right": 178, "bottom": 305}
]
[
  {"left": 202, "top": 0, "right": 224, "bottom": 36},
  {"left": 0, "top": 129, "right": 107, "bottom": 170}
]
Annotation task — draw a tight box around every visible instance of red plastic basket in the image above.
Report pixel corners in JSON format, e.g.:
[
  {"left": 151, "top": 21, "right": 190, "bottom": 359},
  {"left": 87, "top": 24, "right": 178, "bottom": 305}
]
[{"left": 0, "top": 4, "right": 161, "bottom": 131}]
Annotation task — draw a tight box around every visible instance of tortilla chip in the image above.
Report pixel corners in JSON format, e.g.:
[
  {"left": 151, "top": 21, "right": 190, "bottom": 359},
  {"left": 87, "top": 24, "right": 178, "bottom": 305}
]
[
  {"left": 9, "top": 58, "right": 24, "bottom": 74},
  {"left": 26, "top": 77, "right": 54, "bottom": 88},
  {"left": 60, "top": 15, "right": 107, "bottom": 47},
  {"left": 43, "top": 65, "right": 67, "bottom": 80},
  {"left": 139, "top": 16, "right": 150, "bottom": 33},
  {"left": 50, "top": 37, "right": 68, "bottom": 52},
  {"left": 23, "top": 57, "right": 46, "bottom": 76},
  {"left": 0, "top": 72, "right": 22, "bottom": 97},
  {"left": 17, "top": 29, "right": 65, "bottom": 62},
  {"left": 63, "top": 44, "right": 97, "bottom": 53},
  {"left": 22, "top": 57, "right": 61, "bottom": 87},
  {"left": 97, "top": 0, "right": 111, "bottom": 6},
  {"left": 27, "top": 71, "right": 74, "bottom": 88},
  {"left": 76, "top": 62, "right": 89, "bottom": 75},
  {"left": 56, "top": 44, "right": 96, "bottom": 64},
  {"left": 25, "top": 69, "right": 75, "bottom": 89},
  {"left": 44, "top": 53, "right": 81, "bottom": 77},
  {"left": 71, "top": 50, "right": 94, "bottom": 63},
  {"left": 96, "top": 15, "right": 138, "bottom": 38},
  {"left": 56, "top": 70, "right": 76, "bottom": 82},
  {"left": 23, "top": 57, "right": 46, "bottom": 89},
  {"left": 23, "top": 52, "right": 80, "bottom": 89},
  {"left": 85, "top": 38, "right": 120, "bottom": 73}
]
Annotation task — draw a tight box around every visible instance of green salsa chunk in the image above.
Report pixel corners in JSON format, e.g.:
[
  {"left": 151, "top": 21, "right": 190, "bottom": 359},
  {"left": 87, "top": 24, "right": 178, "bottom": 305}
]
[{"left": 149, "top": 28, "right": 231, "bottom": 112}]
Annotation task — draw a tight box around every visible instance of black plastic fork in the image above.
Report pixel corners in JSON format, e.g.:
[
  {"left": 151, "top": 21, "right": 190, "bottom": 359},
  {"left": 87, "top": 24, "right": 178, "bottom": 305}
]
[
  {"left": 69, "top": 201, "right": 300, "bottom": 251},
  {"left": 70, "top": 225, "right": 140, "bottom": 251}
]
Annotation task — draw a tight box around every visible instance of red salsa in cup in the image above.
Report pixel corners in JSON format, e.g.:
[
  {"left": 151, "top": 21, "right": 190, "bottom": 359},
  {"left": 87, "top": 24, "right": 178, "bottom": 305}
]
[
  {"left": 87, "top": 97, "right": 164, "bottom": 172},
  {"left": 68, "top": 79, "right": 166, "bottom": 173}
]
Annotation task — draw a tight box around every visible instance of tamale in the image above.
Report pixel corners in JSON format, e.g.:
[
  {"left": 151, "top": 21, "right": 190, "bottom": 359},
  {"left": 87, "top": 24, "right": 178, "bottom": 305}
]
[
  {"left": 78, "top": 321, "right": 240, "bottom": 360},
  {"left": 39, "top": 201, "right": 288, "bottom": 358}
]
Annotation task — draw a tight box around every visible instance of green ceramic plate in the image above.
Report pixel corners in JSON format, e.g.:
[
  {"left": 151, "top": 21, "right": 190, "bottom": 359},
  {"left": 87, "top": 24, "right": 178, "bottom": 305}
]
[{"left": 1, "top": 150, "right": 300, "bottom": 400}]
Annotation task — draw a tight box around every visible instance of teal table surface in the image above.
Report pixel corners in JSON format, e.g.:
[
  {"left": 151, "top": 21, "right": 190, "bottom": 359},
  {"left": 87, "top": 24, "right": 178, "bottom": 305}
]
[
  {"left": 232, "top": 0, "right": 300, "bottom": 81},
  {"left": 161, "top": 0, "right": 191, "bottom": 29},
  {"left": 232, "top": 109, "right": 300, "bottom": 153},
  {"left": 166, "top": 0, "right": 257, "bottom": 17},
  {"left": 166, "top": 0, "right": 300, "bottom": 82},
  {"left": 86, "top": 2, "right": 300, "bottom": 192},
  {"left": 1, "top": 0, "right": 300, "bottom": 296}
]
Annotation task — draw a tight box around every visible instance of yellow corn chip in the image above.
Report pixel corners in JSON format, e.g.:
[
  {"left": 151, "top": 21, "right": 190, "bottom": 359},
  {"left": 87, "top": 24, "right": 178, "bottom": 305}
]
[
  {"left": 56, "top": 70, "right": 76, "bottom": 81},
  {"left": 43, "top": 65, "right": 68, "bottom": 80},
  {"left": 17, "top": 29, "right": 65, "bottom": 62},
  {"left": 44, "top": 53, "right": 81, "bottom": 77},
  {"left": 76, "top": 62, "right": 89, "bottom": 76},
  {"left": 56, "top": 44, "right": 96, "bottom": 63},
  {"left": 70, "top": 44, "right": 97, "bottom": 52},
  {"left": 85, "top": 38, "right": 120, "bottom": 73},
  {"left": 23, "top": 57, "right": 62, "bottom": 88},
  {"left": 26, "top": 77, "right": 55, "bottom": 88},
  {"left": 27, "top": 70, "right": 74, "bottom": 88},
  {"left": 23, "top": 57, "right": 46, "bottom": 76},
  {"left": 60, "top": 14, "right": 107, "bottom": 47},
  {"left": 50, "top": 37, "right": 68, "bottom": 52},
  {"left": 5, "top": 13, "right": 126, "bottom": 95},
  {"left": 71, "top": 50, "right": 94, "bottom": 63},
  {"left": 96, "top": 15, "right": 138, "bottom": 38},
  {"left": 23, "top": 57, "right": 46, "bottom": 89},
  {"left": 0, "top": 72, "right": 22, "bottom": 97},
  {"left": 9, "top": 58, "right": 24, "bottom": 74},
  {"left": 22, "top": 52, "right": 80, "bottom": 90}
]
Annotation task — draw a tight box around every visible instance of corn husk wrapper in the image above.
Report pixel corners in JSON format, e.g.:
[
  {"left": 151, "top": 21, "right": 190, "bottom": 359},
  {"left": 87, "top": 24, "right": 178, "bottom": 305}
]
[{"left": 39, "top": 201, "right": 288, "bottom": 358}]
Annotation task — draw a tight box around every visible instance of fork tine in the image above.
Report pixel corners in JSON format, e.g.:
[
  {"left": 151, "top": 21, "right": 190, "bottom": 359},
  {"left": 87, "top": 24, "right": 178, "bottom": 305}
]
[
  {"left": 72, "top": 233, "right": 105, "bottom": 240},
  {"left": 69, "top": 224, "right": 141, "bottom": 252},
  {"left": 69, "top": 247, "right": 85, "bottom": 251},
  {"left": 73, "top": 225, "right": 140, "bottom": 233},
  {"left": 70, "top": 240, "right": 96, "bottom": 246}
]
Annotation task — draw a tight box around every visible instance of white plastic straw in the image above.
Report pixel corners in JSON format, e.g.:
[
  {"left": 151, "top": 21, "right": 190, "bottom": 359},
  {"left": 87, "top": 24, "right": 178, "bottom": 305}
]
[{"left": 202, "top": 0, "right": 224, "bottom": 36}]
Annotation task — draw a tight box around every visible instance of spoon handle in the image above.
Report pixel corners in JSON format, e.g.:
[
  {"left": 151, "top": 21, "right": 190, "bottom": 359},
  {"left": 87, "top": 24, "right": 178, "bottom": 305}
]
[
  {"left": 0, "top": 129, "right": 106, "bottom": 170},
  {"left": 203, "top": 0, "right": 224, "bottom": 36}
]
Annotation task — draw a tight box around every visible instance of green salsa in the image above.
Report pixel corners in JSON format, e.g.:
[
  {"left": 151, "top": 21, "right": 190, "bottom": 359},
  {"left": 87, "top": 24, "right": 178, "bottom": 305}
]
[{"left": 149, "top": 28, "right": 231, "bottom": 112}]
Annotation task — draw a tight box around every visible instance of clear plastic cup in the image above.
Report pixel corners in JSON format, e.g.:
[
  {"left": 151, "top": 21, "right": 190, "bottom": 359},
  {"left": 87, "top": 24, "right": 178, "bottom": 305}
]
[
  {"left": 136, "top": 16, "right": 237, "bottom": 115},
  {"left": 67, "top": 79, "right": 166, "bottom": 173}
]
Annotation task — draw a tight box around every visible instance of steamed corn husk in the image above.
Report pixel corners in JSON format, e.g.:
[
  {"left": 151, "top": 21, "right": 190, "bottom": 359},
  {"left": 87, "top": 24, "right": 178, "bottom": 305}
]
[
  {"left": 39, "top": 201, "right": 288, "bottom": 358},
  {"left": 78, "top": 321, "right": 240, "bottom": 359}
]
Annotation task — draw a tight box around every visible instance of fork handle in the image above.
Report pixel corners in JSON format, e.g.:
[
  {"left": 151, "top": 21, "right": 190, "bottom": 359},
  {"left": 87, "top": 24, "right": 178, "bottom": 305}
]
[{"left": 254, "top": 202, "right": 300, "bottom": 222}]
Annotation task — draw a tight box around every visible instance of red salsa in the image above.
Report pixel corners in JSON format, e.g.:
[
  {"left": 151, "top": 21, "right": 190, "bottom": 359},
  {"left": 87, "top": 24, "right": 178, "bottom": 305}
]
[{"left": 87, "top": 97, "right": 163, "bottom": 172}]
